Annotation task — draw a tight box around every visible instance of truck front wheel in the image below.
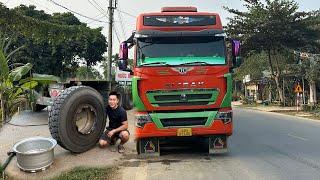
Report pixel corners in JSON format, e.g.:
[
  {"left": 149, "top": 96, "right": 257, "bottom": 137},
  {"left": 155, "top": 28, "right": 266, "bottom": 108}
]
[
  {"left": 49, "top": 86, "right": 106, "bottom": 153},
  {"left": 136, "top": 140, "right": 141, "bottom": 155}
]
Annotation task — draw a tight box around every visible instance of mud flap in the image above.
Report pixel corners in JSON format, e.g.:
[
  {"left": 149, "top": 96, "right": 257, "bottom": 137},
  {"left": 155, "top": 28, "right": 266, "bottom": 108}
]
[
  {"left": 137, "top": 138, "right": 160, "bottom": 156},
  {"left": 209, "top": 135, "right": 228, "bottom": 154}
]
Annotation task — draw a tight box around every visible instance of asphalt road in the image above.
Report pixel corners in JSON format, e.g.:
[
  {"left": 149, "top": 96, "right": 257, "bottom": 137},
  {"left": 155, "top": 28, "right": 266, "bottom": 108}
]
[{"left": 120, "top": 108, "right": 320, "bottom": 180}]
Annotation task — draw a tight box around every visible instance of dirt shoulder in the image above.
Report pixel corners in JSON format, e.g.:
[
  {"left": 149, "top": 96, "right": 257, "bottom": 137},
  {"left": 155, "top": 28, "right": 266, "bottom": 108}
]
[{"left": 0, "top": 109, "right": 136, "bottom": 180}]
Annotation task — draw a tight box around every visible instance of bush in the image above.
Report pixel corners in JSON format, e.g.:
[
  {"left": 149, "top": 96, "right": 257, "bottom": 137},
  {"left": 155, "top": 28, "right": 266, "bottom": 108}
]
[
  {"left": 1, "top": 33, "right": 35, "bottom": 123},
  {"left": 302, "top": 104, "right": 319, "bottom": 111}
]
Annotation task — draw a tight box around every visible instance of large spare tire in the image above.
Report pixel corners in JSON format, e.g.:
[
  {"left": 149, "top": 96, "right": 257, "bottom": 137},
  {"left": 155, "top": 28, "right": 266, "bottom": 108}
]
[{"left": 49, "top": 86, "right": 106, "bottom": 153}]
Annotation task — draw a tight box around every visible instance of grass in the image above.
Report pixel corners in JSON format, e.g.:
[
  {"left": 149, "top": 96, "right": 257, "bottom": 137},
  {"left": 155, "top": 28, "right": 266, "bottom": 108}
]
[
  {"left": 51, "top": 166, "right": 119, "bottom": 180},
  {"left": 2, "top": 166, "right": 120, "bottom": 180}
]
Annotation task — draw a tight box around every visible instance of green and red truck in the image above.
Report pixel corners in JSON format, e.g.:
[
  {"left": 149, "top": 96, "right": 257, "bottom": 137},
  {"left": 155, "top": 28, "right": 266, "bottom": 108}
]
[{"left": 118, "top": 7, "right": 241, "bottom": 155}]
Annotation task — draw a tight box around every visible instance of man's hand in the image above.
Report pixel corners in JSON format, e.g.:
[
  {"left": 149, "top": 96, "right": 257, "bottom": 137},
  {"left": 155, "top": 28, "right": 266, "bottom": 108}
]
[{"left": 107, "top": 130, "right": 116, "bottom": 137}]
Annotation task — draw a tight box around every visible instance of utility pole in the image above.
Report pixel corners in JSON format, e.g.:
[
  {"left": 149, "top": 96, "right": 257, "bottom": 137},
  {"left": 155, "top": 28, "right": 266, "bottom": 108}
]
[
  {"left": 107, "top": 0, "right": 117, "bottom": 91},
  {"left": 302, "top": 76, "right": 305, "bottom": 105}
]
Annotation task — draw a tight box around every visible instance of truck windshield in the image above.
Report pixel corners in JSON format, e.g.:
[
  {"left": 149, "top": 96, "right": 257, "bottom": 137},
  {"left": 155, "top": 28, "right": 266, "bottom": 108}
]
[{"left": 137, "top": 36, "right": 226, "bottom": 66}]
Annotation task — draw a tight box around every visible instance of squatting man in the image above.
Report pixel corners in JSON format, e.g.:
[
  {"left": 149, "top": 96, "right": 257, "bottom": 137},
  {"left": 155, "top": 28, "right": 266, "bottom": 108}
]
[{"left": 99, "top": 91, "right": 130, "bottom": 153}]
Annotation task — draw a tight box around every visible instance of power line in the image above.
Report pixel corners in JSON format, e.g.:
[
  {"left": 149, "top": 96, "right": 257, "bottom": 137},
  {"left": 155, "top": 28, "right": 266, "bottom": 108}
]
[
  {"left": 48, "top": 0, "right": 108, "bottom": 23},
  {"left": 88, "top": 0, "right": 108, "bottom": 18},
  {"left": 115, "top": 17, "right": 126, "bottom": 39},
  {"left": 116, "top": 3, "right": 127, "bottom": 39},
  {"left": 87, "top": 0, "right": 109, "bottom": 25},
  {"left": 118, "top": 11, "right": 127, "bottom": 37},
  {"left": 113, "top": 26, "right": 121, "bottom": 44},
  {"left": 91, "top": 0, "right": 108, "bottom": 14},
  {"left": 116, "top": 9, "right": 136, "bottom": 18},
  {"left": 85, "top": 12, "right": 106, "bottom": 24}
]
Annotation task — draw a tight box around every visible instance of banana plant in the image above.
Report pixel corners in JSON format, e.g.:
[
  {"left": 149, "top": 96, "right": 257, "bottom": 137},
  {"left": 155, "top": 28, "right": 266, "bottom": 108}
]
[{"left": 0, "top": 33, "right": 36, "bottom": 124}]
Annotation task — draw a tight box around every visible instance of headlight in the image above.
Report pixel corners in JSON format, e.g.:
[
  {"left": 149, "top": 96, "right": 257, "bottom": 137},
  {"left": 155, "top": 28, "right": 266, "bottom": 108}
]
[
  {"left": 216, "top": 111, "right": 232, "bottom": 124},
  {"left": 135, "top": 113, "right": 152, "bottom": 128}
]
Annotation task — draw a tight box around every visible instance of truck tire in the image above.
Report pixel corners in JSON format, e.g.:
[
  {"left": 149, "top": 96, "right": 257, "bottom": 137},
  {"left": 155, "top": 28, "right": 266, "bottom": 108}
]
[
  {"left": 49, "top": 86, "right": 106, "bottom": 153},
  {"left": 136, "top": 140, "right": 141, "bottom": 154}
]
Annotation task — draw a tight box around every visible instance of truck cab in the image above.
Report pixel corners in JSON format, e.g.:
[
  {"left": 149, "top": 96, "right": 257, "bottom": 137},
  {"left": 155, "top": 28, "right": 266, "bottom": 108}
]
[{"left": 119, "top": 7, "right": 240, "bottom": 155}]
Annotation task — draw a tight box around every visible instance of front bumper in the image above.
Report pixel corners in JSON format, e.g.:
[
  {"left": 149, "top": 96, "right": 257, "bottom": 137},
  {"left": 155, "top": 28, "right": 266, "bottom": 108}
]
[{"left": 135, "top": 119, "right": 232, "bottom": 139}]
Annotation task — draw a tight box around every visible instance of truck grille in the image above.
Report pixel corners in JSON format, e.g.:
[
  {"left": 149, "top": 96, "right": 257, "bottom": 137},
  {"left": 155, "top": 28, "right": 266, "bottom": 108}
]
[
  {"left": 146, "top": 89, "right": 219, "bottom": 107},
  {"left": 160, "top": 117, "right": 207, "bottom": 127}
]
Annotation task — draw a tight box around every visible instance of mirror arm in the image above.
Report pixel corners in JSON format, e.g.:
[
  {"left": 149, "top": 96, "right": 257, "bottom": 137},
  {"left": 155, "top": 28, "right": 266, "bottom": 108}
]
[
  {"left": 125, "top": 69, "right": 133, "bottom": 75},
  {"left": 125, "top": 31, "right": 135, "bottom": 44}
]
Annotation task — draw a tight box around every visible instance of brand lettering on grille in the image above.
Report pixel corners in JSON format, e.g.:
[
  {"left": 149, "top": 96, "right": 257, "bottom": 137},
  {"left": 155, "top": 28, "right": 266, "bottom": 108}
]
[{"left": 164, "top": 82, "right": 205, "bottom": 89}]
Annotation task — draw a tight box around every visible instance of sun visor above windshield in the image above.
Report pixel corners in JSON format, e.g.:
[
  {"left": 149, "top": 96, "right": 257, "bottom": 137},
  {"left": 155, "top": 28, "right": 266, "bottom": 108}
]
[{"left": 135, "top": 29, "right": 225, "bottom": 38}]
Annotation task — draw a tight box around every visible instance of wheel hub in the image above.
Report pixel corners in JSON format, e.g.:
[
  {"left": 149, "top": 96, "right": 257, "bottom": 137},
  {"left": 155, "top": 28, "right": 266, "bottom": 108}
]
[{"left": 74, "top": 104, "right": 97, "bottom": 134}]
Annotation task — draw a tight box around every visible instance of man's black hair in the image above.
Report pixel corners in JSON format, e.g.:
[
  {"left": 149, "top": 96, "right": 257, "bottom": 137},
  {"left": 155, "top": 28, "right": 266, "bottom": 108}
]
[{"left": 109, "top": 91, "right": 120, "bottom": 99}]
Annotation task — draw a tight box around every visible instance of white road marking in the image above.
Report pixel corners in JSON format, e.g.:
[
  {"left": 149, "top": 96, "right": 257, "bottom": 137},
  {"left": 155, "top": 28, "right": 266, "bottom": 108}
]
[{"left": 287, "top": 133, "right": 308, "bottom": 141}]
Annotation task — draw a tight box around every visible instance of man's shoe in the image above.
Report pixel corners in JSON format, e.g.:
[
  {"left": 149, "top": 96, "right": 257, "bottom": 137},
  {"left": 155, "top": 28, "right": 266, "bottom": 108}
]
[{"left": 118, "top": 144, "right": 125, "bottom": 154}]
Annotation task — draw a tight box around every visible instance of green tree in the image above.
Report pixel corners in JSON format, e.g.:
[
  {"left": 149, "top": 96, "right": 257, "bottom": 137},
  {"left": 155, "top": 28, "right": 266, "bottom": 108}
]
[
  {"left": 294, "top": 54, "right": 320, "bottom": 105},
  {"left": 76, "top": 66, "right": 103, "bottom": 80},
  {"left": 101, "top": 54, "right": 119, "bottom": 80},
  {"left": 235, "top": 51, "right": 269, "bottom": 81},
  {"left": 0, "top": 4, "right": 107, "bottom": 77},
  {"left": 225, "top": 0, "right": 320, "bottom": 104}
]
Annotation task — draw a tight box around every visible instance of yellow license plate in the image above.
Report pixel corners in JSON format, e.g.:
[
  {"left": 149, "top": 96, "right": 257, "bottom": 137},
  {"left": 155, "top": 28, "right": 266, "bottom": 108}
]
[{"left": 177, "top": 128, "right": 192, "bottom": 136}]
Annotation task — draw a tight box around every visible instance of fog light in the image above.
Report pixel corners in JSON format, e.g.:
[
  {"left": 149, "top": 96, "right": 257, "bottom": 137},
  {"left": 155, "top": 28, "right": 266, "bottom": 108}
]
[
  {"left": 135, "top": 113, "right": 152, "bottom": 128},
  {"left": 216, "top": 111, "right": 232, "bottom": 124}
]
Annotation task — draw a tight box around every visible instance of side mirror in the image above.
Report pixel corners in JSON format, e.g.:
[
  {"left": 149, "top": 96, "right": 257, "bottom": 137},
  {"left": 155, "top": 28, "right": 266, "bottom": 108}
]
[
  {"left": 118, "top": 59, "right": 128, "bottom": 71},
  {"left": 231, "top": 40, "right": 240, "bottom": 57},
  {"left": 118, "top": 42, "right": 128, "bottom": 70},
  {"left": 231, "top": 40, "right": 241, "bottom": 67}
]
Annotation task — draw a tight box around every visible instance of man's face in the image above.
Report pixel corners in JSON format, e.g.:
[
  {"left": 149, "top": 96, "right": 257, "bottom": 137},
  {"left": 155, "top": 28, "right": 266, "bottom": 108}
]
[{"left": 108, "top": 95, "right": 119, "bottom": 109}]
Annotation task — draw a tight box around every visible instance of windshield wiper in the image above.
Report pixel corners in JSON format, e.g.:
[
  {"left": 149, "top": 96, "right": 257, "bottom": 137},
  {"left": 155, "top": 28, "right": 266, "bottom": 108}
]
[
  {"left": 179, "top": 61, "right": 211, "bottom": 66},
  {"left": 140, "top": 62, "right": 170, "bottom": 67}
]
